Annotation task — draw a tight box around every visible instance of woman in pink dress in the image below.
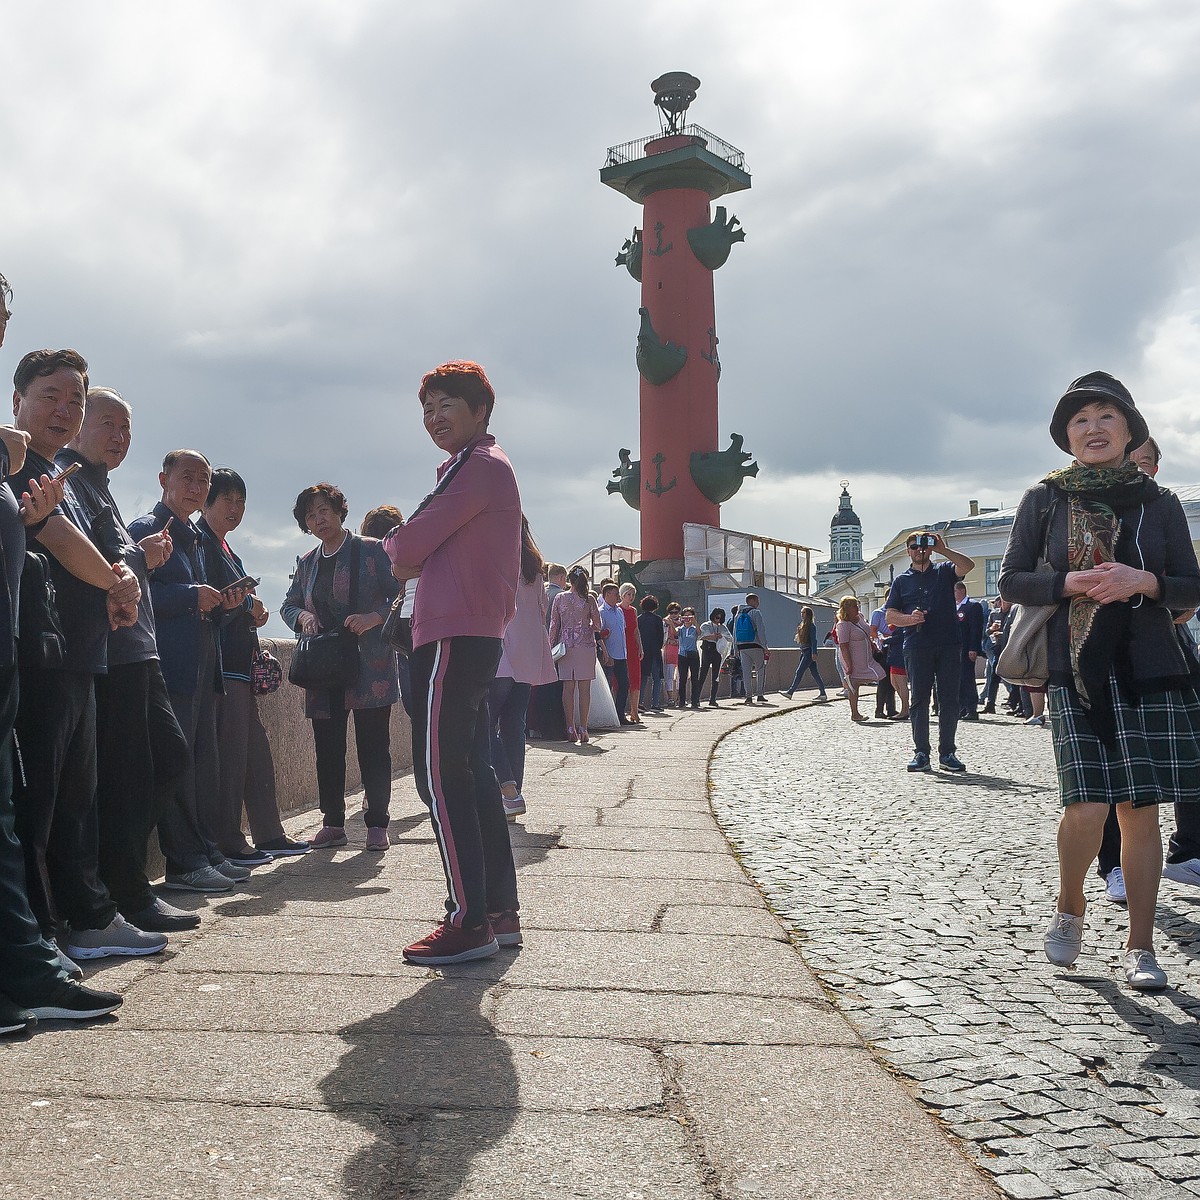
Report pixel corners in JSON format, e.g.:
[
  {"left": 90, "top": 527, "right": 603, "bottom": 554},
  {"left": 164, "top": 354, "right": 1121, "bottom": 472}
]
[
  {"left": 835, "top": 595, "right": 880, "bottom": 723},
  {"left": 548, "top": 566, "right": 603, "bottom": 743}
]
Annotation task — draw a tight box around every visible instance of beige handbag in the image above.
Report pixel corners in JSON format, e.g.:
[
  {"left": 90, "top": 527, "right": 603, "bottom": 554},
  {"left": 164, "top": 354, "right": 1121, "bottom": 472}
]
[
  {"left": 997, "top": 586, "right": 1056, "bottom": 688},
  {"left": 997, "top": 494, "right": 1060, "bottom": 688}
]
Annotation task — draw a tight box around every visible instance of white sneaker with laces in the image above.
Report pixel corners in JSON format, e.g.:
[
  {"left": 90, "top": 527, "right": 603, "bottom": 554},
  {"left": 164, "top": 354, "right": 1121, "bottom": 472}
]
[
  {"left": 1162, "top": 857, "right": 1200, "bottom": 888},
  {"left": 1123, "top": 949, "right": 1168, "bottom": 991},
  {"left": 1105, "top": 867, "right": 1127, "bottom": 904},
  {"left": 1044, "top": 911, "right": 1084, "bottom": 966}
]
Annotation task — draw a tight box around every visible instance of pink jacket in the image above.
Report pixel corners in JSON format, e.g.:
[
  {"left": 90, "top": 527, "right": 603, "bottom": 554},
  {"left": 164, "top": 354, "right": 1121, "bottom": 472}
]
[{"left": 383, "top": 435, "right": 521, "bottom": 649}]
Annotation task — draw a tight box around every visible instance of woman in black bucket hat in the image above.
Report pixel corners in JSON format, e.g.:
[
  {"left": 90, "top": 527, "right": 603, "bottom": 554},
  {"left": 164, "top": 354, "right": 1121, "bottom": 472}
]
[{"left": 999, "top": 371, "right": 1200, "bottom": 991}]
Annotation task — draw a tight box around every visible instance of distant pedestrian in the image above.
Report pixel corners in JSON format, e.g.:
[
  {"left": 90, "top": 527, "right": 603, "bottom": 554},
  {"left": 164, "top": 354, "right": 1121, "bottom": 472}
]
[
  {"left": 662, "top": 602, "right": 682, "bottom": 706},
  {"left": 548, "top": 565, "right": 602, "bottom": 744},
  {"left": 697, "top": 607, "right": 730, "bottom": 706},
  {"left": 618, "top": 583, "right": 644, "bottom": 723},
  {"left": 676, "top": 607, "right": 702, "bottom": 708},
  {"left": 733, "top": 593, "right": 769, "bottom": 703},
  {"left": 637, "top": 595, "right": 665, "bottom": 712},
  {"left": 834, "top": 596, "right": 878, "bottom": 723},
  {"left": 885, "top": 531, "right": 975, "bottom": 773},
  {"left": 783, "top": 606, "right": 828, "bottom": 700}
]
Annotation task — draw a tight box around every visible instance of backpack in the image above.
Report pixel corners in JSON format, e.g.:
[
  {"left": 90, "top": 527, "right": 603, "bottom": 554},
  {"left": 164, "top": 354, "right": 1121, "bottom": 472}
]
[{"left": 734, "top": 609, "right": 756, "bottom": 644}]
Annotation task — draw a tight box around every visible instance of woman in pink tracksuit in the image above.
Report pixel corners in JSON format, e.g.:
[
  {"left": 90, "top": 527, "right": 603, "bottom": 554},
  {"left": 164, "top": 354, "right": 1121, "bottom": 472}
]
[{"left": 383, "top": 361, "right": 522, "bottom": 965}]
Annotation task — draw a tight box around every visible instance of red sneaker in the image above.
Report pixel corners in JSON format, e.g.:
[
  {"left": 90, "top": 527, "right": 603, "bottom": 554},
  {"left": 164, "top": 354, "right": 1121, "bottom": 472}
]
[
  {"left": 488, "top": 910, "right": 523, "bottom": 948},
  {"left": 403, "top": 920, "right": 499, "bottom": 965}
]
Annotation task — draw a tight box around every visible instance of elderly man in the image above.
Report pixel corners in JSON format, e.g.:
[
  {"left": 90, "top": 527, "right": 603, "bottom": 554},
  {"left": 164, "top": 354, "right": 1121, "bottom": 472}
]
[
  {"left": 61, "top": 388, "right": 197, "bottom": 932},
  {"left": 0, "top": 316, "right": 123, "bottom": 1030},
  {"left": 7, "top": 349, "right": 164, "bottom": 964},
  {"left": 130, "top": 451, "right": 250, "bottom": 894}
]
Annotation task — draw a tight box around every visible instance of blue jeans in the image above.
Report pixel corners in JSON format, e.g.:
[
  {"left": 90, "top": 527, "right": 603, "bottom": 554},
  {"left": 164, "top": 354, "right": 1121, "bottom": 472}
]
[
  {"left": 905, "top": 641, "right": 961, "bottom": 757},
  {"left": 639, "top": 652, "right": 663, "bottom": 710},
  {"left": 787, "top": 648, "right": 826, "bottom": 694},
  {"left": 488, "top": 676, "right": 532, "bottom": 791}
]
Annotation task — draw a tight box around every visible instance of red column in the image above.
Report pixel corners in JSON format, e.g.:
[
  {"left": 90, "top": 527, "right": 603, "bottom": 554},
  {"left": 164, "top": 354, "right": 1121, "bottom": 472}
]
[{"left": 638, "top": 179, "right": 720, "bottom": 561}]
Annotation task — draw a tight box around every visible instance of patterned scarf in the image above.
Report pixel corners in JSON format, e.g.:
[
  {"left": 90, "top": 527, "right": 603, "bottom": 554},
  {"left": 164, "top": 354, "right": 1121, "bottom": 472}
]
[{"left": 1042, "top": 460, "right": 1149, "bottom": 735}]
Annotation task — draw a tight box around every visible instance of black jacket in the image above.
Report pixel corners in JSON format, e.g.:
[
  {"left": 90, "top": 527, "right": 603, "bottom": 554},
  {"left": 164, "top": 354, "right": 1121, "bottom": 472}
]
[{"left": 998, "top": 480, "right": 1200, "bottom": 691}]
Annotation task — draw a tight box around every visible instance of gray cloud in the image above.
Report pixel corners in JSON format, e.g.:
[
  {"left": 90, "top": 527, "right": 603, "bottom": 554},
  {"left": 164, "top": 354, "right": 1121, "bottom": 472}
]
[{"left": 4, "top": 0, "right": 1200, "bottom": 625}]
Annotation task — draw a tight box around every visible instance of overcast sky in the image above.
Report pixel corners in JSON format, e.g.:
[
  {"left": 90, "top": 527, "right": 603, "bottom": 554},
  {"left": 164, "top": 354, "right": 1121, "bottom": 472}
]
[{"left": 4, "top": 0, "right": 1200, "bottom": 631}]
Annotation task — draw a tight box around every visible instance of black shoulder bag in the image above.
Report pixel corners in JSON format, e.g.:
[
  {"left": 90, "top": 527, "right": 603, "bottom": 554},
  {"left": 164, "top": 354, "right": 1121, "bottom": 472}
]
[
  {"left": 288, "top": 537, "right": 362, "bottom": 691},
  {"left": 19, "top": 551, "right": 66, "bottom": 670}
]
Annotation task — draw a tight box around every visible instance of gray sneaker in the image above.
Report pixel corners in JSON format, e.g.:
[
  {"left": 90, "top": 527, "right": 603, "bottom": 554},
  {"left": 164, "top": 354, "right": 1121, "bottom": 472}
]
[
  {"left": 67, "top": 913, "right": 168, "bottom": 960},
  {"left": 213, "top": 860, "right": 252, "bottom": 882},
  {"left": 1044, "top": 911, "right": 1084, "bottom": 966},
  {"left": 1124, "top": 949, "right": 1168, "bottom": 990},
  {"left": 162, "top": 865, "right": 234, "bottom": 893}
]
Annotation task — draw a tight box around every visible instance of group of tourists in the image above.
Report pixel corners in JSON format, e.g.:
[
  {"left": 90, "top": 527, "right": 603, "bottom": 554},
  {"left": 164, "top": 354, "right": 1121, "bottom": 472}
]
[
  {"left": 545, "top": 574, "right": 775, "bottom": 740},
  {"left": 0, "top": 268, "right": 540, "bottom": 1036}
]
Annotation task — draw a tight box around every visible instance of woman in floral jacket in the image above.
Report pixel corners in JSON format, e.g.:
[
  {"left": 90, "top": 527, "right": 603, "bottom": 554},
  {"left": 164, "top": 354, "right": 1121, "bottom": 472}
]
[{"left": 281, "top": 482, "right": 399, "bottom": 851}]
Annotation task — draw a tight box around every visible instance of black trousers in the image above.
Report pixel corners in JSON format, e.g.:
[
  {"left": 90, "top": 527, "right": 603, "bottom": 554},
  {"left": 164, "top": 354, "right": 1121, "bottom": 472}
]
[
  {"left": 13, "top": 666, "right": 114, "bottom": 938},
  {"left": 874, "top": 671, "right": 897, "bottom": 717},
  {"left": 959, "top": 655, "right": 979, "bottom": 714},
  {"left": 698, "top": 642, "right": 723, "bottom": 702},
  {"left": 1097, "top": 798, "right": 1200, "bottom": 876},
  {"left": 95, "top": 660, "right": 189, "bottom": 912},
  {"left": 608, "top": 658, "right": 630, "bottom": 718},
  {"left": 678, "top": 651, "right": 701, "bottom": 706},
  {"left": 905, "top": 642, "right": 961, "bottom": 757},
  {"left": 311, "top": 703, "right": 392, "bottom": 828},
  {"left": 0, "top": 665, "right": 66, "bottom": 1004},
  {"left": 410, "top": 636, "right": 517, "bottom": 929}
]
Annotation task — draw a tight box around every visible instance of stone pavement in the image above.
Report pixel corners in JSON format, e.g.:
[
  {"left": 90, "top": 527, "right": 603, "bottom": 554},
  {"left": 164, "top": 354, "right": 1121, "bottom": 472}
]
[
  {"left": 711, "top": 699, "right": 1200, "bottom": 1200},
  {"left": 0, "top": 700, "right": 993, "bottom": 1200}
]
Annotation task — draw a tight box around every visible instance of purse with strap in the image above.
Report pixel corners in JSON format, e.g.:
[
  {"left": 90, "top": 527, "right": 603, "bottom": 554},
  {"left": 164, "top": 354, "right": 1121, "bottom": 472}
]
[
  {"left": 997, "top": 495, "right": 1060, "bottom": 688},
  {"left": 288, "top": 537, "right": 362, "bottom": 691}
]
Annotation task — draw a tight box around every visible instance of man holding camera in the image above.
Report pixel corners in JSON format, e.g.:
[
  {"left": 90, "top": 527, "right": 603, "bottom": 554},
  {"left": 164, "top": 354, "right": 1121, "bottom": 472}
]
[{"left": 885, "top": 531, "right": 975, "bottom": 773}]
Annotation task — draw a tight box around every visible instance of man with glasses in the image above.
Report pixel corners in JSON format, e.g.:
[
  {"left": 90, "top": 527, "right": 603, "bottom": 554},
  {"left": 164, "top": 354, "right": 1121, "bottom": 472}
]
[{"left": 885, "top": 531, "right": 975, "bottom": 773}]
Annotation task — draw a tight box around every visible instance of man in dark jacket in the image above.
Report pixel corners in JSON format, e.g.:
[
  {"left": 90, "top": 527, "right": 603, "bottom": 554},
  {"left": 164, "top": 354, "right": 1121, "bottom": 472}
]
[
  {"left": 130, "top": 450, "right": 250, "bottom": 894},
  {"left": 1, "top": 410, "right": 124, "bottom": 1031},
  {"left": 61, "top": 388, "right": 197, "bottom": 932},
  {"left": 955, "top": 581, "right": 985, "bottom": 720},
  {"left": 8, "top": 349, "right": 164, "bottom": 964}
]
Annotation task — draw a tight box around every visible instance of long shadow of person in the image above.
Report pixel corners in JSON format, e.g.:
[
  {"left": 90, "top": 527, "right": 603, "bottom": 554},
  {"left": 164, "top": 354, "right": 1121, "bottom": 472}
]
[
  {"left": 320, "top": 956, "right": 521, "bottom": 1196},
  {"left": 1067, "top": 973, "right": 1200, "bottom": 1091},
  {"left": 319, "top": 819, "right": 561, "bottom": 1194}
]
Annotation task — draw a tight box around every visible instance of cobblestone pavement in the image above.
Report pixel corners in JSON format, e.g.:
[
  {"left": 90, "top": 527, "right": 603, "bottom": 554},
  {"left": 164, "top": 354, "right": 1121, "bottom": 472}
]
[{"left": 710, "top": 699, "right": 1200, "bottom": 1200}]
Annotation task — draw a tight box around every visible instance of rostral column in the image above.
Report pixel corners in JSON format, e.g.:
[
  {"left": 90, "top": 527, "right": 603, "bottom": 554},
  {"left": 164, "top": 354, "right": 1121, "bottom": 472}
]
[{"left": 602, "top": 72, "right": 757, "bottom": 563}]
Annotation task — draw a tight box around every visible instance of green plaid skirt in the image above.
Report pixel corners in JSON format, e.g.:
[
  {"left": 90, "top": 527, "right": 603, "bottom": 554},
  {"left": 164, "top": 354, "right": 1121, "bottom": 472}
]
[{"left": 1048, "top": 673, "right": 1200, "bottom": 807}]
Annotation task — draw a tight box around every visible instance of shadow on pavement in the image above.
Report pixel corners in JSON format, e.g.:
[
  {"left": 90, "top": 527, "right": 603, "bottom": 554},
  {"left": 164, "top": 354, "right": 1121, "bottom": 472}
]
[
  {"left": 321, "top": 959, "right": 519, "bottom": 1196},
  {"left": 1067, "top": 973, "right": 1200, "bottom": 1086}
]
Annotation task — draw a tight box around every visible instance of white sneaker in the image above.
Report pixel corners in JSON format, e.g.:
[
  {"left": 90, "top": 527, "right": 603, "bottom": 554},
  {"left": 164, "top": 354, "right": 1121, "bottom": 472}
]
[
  {"left": 1123, "top": 949, "right": 1168, "bottom": 991},
  {"left": 1105, "top": 867, "right": 1127, "bottom": 904},
  {"left": 1044, "top": 911, "right": 1084, "bottom": 966},
  {"left": 503, "top": 793, "right": 526, "bottom": 822},
  {"left": 67, "top": 913, "right": 168, "bottom": 960},
  {"left": 836, "top": 688, "right": 847, "bottom": 698},
  {"left": 1025, "top": 715, "right": 1046, "bottom": 727},
  {"left": 1162, "top": 858, "right": 1200, "bottom": 888}
]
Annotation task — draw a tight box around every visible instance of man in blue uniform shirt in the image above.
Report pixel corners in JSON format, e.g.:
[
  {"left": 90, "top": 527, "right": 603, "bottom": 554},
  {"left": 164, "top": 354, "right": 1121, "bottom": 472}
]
[{"left": 885, "top": 530, "right": 975, "bottom": 773}]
